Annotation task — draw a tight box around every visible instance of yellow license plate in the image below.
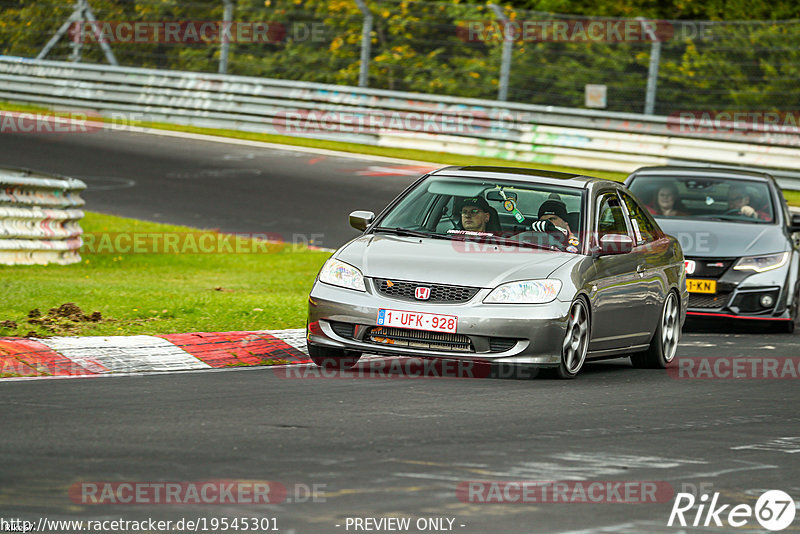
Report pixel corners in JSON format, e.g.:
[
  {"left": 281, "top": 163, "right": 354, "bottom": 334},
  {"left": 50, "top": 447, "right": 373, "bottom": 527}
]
[{"left": 687, "top": 279, "right": 717, "bottom": 294}]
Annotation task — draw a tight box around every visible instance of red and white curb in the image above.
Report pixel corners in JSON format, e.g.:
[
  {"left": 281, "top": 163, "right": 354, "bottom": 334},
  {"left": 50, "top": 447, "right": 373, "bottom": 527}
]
[{"left": 0, "top": 329, "right": 310, "bottom": 379}]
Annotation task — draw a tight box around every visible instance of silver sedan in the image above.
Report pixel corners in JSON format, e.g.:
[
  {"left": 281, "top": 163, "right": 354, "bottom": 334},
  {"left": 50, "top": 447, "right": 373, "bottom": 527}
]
[{"left": 307, "top": 166, "right": 687, "bottom": 378}]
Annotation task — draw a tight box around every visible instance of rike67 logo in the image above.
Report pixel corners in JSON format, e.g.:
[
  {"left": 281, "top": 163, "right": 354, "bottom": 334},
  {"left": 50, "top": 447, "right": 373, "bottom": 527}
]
[{"left": 668, "top": 490, "right": 796, "bottom": 531}]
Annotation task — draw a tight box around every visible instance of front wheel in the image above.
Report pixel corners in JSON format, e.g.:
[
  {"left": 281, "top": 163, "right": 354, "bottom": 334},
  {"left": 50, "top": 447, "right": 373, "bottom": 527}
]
[
  {"left": 307, "top": 343, "right": 361, "bottom": 369},
  {"left": 631, "top": 291, "right": 680, "bottom": 368},
  {"left": 550, "top": 298, "right": 590, "bottom": 379},
  {"left": 776, "top": 283, "right": 799, "bottom": 334}
]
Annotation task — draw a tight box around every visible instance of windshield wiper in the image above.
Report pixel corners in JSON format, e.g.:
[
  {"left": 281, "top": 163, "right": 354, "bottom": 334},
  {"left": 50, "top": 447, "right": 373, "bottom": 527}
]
[{"left": 372, "top": 227, "right": 450, "bottom": 239}]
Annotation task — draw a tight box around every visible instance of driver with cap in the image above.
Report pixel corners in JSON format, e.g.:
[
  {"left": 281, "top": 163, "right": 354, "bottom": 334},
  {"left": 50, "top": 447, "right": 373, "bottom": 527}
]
[
  {"left": 457, "top": 196, "right": 492, "bottom": 232},
  {"left": 534, "top": 199, "right": 580, "bottom": 251}
]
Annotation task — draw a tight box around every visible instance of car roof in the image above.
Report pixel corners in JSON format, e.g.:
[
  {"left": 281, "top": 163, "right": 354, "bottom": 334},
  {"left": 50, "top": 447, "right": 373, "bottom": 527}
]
[
  {"left": 429, "top": 166, "right": 613, "bottom": 189},
  {"left": 628, "top": 165, "right": 775, "bottom": 183}
]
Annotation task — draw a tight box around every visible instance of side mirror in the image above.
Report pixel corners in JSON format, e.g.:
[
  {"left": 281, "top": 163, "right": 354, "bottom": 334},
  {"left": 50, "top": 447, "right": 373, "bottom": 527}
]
[
  {"left": 598, "top": 234, "right": 633, "bottom": 255},
  {"left": 789, "top": 214, "right": 800, "bottom": 232},
  {"left": 349, "top": 210, "right": 375, "bottom": 231}
]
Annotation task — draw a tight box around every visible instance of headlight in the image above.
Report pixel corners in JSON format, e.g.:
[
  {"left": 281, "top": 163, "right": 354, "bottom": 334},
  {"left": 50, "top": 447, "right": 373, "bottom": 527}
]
[
  {"left": 484, "top": 280, "right": 562, "bottom": 304},
  {"left": 318, "top": 258, "right": 366, "bottom": 291},
  {"left": 733, "top": 252, "right": 789, "bottom": 273}
]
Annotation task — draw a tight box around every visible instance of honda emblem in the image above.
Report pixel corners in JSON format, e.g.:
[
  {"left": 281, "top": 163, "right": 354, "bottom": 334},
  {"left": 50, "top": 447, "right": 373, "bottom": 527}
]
[{"left": 415, "top": 287, "right": 431, "bottom": 300}]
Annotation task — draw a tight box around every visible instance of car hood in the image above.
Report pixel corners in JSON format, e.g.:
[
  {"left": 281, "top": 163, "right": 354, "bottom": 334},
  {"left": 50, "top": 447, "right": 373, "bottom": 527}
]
[
  {"left": 336, "top": 234, "right": 574, "bottom": 288},
  {"left": 657, "top": 218, "right": 787, "bottom": 257}
]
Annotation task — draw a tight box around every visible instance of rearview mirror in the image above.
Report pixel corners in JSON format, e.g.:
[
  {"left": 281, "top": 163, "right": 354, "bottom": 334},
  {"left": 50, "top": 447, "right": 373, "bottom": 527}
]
[
  {"left": 486, "top": 190, "right": 517, "bottom": 202},
  {"left": 349, "top": 210, "right": 375, "bottom": 231},
  {"left": 598, "top": 234, "right": 633, "bottom": 255}
]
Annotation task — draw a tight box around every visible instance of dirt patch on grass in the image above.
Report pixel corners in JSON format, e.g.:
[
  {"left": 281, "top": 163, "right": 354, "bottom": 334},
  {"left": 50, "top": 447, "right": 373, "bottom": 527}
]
[{"left": 26, "top": 303, "right": 106, "bottom": 335}]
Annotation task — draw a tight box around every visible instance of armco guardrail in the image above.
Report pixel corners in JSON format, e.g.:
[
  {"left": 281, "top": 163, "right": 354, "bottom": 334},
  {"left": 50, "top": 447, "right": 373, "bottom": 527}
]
[
  {"left": 0, "top": 55, "right": 799, "bottom": 189},
  {"left": 0, "top": 167, "right": 85, "bottom": 265}
]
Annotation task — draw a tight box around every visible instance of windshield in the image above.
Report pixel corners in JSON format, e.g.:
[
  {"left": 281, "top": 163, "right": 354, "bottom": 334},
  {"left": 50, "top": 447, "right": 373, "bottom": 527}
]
[
  {"left": 375, "top": 175, "right": 585, "bottom": 252},
  {"left": 627, "top": 175, "right": 774, "bottom": 223}
]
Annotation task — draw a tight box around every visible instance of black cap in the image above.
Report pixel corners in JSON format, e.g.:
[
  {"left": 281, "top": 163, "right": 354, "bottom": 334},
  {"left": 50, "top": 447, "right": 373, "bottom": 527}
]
[
  {"left": 538, "top": 199, "right": 568, "bottom": 221},
  {"left": 457, "top": 196, "right": 491, "bottom": 213}
]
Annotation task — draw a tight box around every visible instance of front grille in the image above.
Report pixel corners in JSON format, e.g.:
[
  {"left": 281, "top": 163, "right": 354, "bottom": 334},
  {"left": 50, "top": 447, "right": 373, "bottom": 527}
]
[
  {"left": 374, "top": 279, "right": 479, "bottom": 303},
  {"left": 366, "top": 326, "right": 473, "bottom": 352},
  {"left": 689, "top": 291, "right": 731, "bottom": 309},
  {"left": 329, "top": 321, "right": 356, "bottom": 339},
  {"left": 686, "top": 258, "right": 734, "bottom": 278}
]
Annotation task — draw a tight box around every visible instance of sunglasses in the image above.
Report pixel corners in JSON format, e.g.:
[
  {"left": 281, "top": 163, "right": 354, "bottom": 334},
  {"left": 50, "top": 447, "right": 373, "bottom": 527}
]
[{"left": 461, "top": 208, "right": 484, "bottom": 216}]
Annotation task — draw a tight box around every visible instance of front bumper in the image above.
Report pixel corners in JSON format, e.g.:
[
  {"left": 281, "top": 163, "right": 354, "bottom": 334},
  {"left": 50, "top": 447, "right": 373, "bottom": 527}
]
[
  {"left": 685, "top": 256, "right": 794, "bottom": 321},
  {"left": 307, "top": 279, "right": 571, "bottom": 365}
]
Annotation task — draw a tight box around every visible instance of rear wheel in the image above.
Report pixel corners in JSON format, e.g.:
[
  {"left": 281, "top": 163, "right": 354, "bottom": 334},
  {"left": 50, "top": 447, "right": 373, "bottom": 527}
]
[
  {"left": 550, "top": 298, "right": 590, "bottom": 379},
  {"left": 307, "top": 344, "right": 361, "bottom": 369},
  {"left": 631, "top": 291, "right": 680, "bottom": 368}
]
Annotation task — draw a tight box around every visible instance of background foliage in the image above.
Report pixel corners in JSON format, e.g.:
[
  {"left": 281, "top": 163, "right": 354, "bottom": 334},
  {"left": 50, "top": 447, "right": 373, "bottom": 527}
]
[{"left": 1, "top": 0, "right": 799, "bottom": 113}]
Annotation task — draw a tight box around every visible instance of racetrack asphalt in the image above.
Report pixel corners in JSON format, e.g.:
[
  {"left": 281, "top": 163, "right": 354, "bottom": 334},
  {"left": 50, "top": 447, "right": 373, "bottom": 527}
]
[
  {"left": 0, "top": 129, "right": 799, "bottom": 533},
  {"left": 0, "top": 127, "right": 435, "bottom": 248}
]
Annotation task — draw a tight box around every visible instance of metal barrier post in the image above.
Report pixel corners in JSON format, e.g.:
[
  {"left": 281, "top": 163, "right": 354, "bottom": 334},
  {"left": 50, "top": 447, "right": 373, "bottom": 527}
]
[
  {"left": 489, "top": 4, "right": 512, "bottom": 102},
  {"left": 639, "top": 17, "right": 661, "bottom": 115},
  {"left": 36, "top": 0, "right": 118, "bottom": 66},
  {"left": 219, "top": 0, "right": 234, "bottom": 74},
  {"left": 354, "top": 0, "right": 373, "bottom": 88}
]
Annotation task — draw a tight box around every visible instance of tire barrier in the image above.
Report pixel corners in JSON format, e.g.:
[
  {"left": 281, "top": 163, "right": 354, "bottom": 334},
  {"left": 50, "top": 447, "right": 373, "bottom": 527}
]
[{"left": 0, "top": 167, "right": 86, "bottom": 265}]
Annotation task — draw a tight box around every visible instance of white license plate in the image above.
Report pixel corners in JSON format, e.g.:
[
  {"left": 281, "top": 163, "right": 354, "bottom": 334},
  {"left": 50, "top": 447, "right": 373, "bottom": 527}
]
[{"left": 376, "top": 308, "right": 458, "bottom": 333}]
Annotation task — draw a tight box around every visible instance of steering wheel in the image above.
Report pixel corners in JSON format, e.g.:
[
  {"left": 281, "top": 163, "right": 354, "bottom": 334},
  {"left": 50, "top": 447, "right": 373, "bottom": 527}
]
[{"left": 724, "top": 208, "right": 742, "bottom": 215}]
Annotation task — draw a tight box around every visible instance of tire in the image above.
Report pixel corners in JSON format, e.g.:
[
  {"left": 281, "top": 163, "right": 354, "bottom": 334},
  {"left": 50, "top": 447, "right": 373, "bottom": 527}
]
[
  {"left": 307, "top": 343, "right": 361, "bottom": 369},
  {"left": 631, "top": 291, "right": 680, "bottom": 368},
  {"left": 549, "top": 298, "right": 590, "bottom": 379}
]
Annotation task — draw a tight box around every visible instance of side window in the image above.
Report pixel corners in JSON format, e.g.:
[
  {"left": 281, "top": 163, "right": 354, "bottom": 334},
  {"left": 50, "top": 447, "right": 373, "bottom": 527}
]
[
  {"left": 621, "top": 192, "right": 658, "bottom": 244},
  {"left": 596, "top": 193, "right": 629, "bottom": 240}
]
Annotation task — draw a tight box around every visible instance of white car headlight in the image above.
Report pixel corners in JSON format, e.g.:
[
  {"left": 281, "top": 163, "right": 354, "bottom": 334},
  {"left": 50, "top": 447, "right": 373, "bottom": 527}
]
[
  {"left": 318, "top": 258, "right": 366, "bottom": 291},
  {"left": 733, "top": 252, "right": 789, "bottom": 273},
  {"left": 484, "top": 280, "right": 562, "bottom": 304}
]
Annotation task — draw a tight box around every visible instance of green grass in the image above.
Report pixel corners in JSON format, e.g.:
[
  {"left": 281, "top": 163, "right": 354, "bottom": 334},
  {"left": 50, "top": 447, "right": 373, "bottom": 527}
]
[
  {"left": 784, "top": 189, "right": 800, "bottom": 206},
  {"left": 0, "top": 212, "right": 331, "bottom": 337}
]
